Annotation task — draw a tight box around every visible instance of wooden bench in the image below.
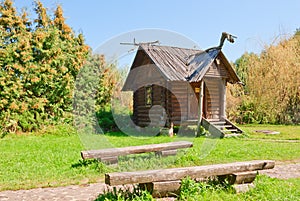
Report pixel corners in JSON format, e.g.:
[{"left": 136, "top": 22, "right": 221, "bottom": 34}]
[
  {"left": 105, "top": 160, "right": 275, "bottom": 197},
  {"left": 81, "top": 141, "right": 193, "bottom": 164}
]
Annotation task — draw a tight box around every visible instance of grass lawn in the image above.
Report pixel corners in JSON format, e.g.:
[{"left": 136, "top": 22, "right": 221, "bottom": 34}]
[
  {"left": 240, "top": 124, "right": 300, "bottom": 140},
  {"left": 175, "top": 175, "right": 300, "bottom": 201},
  {"left": 0, "top": 124, "right": 299, "bottom": 194}
]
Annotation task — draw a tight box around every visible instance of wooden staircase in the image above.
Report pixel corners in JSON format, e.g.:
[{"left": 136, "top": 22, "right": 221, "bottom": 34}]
[{"left": 201, "top": 118, "right": 243, "bottom": 138}]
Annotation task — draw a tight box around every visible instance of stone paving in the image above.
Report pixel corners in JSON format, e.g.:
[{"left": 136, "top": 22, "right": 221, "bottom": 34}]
[
  {"left": 1, "top": 161, "right": 300, "bottom": 201},
  {"left": 0, "top": 183, "right": 106, "bottom": 201},
  {"left": 259, "top": 162, "right": 300, "bottom": 179}
]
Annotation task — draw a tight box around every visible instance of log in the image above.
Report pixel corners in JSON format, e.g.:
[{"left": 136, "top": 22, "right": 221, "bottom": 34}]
[
  {"left": 139, "top": 181, "right": 181, "bottom": 197},
  {"left": 233, "top": 183, "right": 255, "bottom": 193},
  {"left": 155, "top": 150, "right": 177, "bottom": 157},
  {"left": 218, "top": 171, "right": 257, "bottom": 184},
  {"left": 81, "top": 141, "right": 193, "bottom": 160},
  {"left": 100, "top": 156, "right": 118, "bottom": 164},
  {"left": 105, "top": 160, "right": 275, "bottom": 185}
]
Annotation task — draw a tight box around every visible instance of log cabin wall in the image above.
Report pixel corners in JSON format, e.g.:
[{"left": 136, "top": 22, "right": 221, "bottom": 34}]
[
  {"left": 203, "top": 59, "right": 228, "bottom": 120},
  {"left": 133, "top": 84, "right": 168, "bottom": 127},
  {"left": 203, "top": 78, "right": 222, "bottom": 119},
  {"left": 168, "top": 81, "right": 189, "bottom": 125},
  {"left": 205, "top": 59, "right": 228, "bottom": 78},
  {"left": 189, "top": 82, "right": 201, "bottom": 120}
]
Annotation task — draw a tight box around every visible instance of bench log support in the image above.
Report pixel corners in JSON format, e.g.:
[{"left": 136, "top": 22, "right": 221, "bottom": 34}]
[
  {"left": 155, "top": 150, "right": 177, "bottom": 157},
  {"left": 218, "top": 171, "right": 258, "bottom": 185},
  {"left": 233, "top": 183, "right": 255, "bottom": 193},
  {"left": 99, "top": 156, "right": 118, "bottom": 164},
  {"left": 139, "top": 180, "right": 181, "bottom": 197}
]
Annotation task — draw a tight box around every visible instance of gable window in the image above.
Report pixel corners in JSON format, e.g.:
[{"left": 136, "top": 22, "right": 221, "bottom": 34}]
[{"left": 145, "top": 85, "right": 152, "bottom": 106}]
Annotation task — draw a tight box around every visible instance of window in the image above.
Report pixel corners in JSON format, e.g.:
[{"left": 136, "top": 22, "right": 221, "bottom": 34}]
[{"left": 145, "top": 85, "right": 152, "bottom": 106}]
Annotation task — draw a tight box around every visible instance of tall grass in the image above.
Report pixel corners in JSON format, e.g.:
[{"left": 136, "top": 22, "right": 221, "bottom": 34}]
[{"left": 228, "top": 33, "right": 300, "bottom": 124}]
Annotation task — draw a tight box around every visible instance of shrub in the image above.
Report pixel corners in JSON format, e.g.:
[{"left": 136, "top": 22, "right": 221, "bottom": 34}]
[{"left": 0, "top": 0, "right": 89, "bottom": 134}]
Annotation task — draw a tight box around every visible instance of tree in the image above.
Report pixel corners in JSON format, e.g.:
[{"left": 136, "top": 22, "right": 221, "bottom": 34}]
[
  {"left": 0, "top": 0, "right": 89, "bottom": 133},
  {"left": 73, "top": 54, "right": 121, "bottom": 132},
  {"left": 228, "top": 31, "right": 300, "bottom": 124}
]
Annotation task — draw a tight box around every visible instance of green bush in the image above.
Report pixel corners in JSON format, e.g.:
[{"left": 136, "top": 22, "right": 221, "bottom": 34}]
[
  {"left": 95, "top": 188, "right": 153, "bottom": 201},
  {"left": 97, "top": 107, "right": 116, "bottom": 132},
  {"left": 0, "top": 0, "right": 89, "bottom": 134}
]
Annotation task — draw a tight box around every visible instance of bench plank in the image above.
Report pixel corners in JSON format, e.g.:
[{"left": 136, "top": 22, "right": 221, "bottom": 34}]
[
  {"left": 105, "top": 160, "right": 275, "bottom": 185},
  {"left": 81, "top": 141, "right": 193, "bottom": 159}
]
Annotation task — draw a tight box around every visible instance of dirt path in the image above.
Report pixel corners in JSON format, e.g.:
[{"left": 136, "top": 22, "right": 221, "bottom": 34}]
[{"left": 1, "top": 160, "right": 300, "bottom": 201}]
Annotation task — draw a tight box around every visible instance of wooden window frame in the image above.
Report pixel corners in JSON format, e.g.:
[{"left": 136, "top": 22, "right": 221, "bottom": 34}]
[{"left": 145, "top": 85, "right": 152, "bottom": 107}]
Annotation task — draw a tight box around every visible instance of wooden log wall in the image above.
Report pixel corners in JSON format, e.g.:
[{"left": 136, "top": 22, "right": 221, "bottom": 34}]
[
  {"left": 203, "top": 59, "right": 229, "bottom": 120},
  {"left": 203, "top": 78, "right": 222, "bottom": 120},
  {"left": 205, "top": 59, "right": 228, "bottom": 78},
  {"left": 168, "top": 81, "right": 188, "bottom": 125},
  {"left": 133, "top": 83, "right": 170, "bottom": 127}
]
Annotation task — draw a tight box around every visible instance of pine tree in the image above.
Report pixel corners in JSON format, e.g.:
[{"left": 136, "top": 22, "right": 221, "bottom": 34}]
[
  {"left": 0, "top": 0, "right": 90, "bottom": 133},
  {"left": 53, "top": 5, "right": 72, "bottom": 39},
  {"left": 34, "top": 0, "right": 50, "bottom": 28}
]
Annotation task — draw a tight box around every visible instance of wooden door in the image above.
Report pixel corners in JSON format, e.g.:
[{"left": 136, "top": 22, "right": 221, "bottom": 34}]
[
  {"left": 188, "top": 82, "right": 200, "bottom": 120},
  {"left": 203, "top": 78, "right": 222, "bottom": 120}
]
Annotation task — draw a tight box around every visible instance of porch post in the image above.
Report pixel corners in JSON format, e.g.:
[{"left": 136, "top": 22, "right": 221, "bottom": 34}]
[
  {"left": 220, "top": 79, "right": 227, "bottom": 119},
  {"left": 196, "top": 80, "right": 204, "bottom": 136}
]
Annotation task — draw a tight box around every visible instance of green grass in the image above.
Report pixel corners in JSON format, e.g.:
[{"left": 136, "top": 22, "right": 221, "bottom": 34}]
[
  {"left": 0, "top": 124, "right": 299, "bottom": 192},
  {"left": 0, "top": 129, "right": 104, "bottom": 190},
  {"left": 240, "top": 124, "right": 300, "bottom": 140},
  {"left": 96, "top": 175, "right": 300, "bottom": 201},
  {"left": 177, "top": 175, "right": 300, "bottom": 201}
]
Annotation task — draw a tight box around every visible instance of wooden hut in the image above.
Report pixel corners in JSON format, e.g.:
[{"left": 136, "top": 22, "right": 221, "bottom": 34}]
[{"left": 123, "top": 44, "right": 243, "bottom": 137}]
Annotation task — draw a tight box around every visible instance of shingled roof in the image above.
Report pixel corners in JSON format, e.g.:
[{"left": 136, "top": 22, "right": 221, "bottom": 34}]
[
  {"left": 138, "top": 44, "right": 201, "bottom": 81},
  {"left": 123, "top": 44, "right": 240, "bottom": 90}
]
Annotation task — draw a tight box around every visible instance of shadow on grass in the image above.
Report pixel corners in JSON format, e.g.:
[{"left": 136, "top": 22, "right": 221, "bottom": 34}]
[
  {"left": 71, "top": 159, "right": 112, "bottom": 173},
  {"left": 104, "top": 132, "right": 128, "bottom": 137},
  {"left": 71, "top": 159, "right": 100, "bottom": 168}
]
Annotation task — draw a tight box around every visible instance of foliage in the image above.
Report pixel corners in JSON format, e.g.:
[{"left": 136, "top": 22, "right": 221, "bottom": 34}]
[
  {"left": 0, "top": 0, "right": 89, "bottom": 134},
  {"left": 95, "top": 188, "right": 153, "bottom": 201},
  {"left": 179, "top": 177, "right": 233, "bottom": 200},
  {"left": 228, "top": 31, "right": 300, "bottom": 124},
  {"left": 73, "top": 54, "right": 123, "bottom": 133},
  {"left": 96, "top": 105, "right": 117, "bottom": 132}
]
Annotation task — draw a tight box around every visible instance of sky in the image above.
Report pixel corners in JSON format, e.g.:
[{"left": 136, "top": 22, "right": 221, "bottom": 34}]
[{"left": 13, "top": 0, "right": 300, "bottom": 64}]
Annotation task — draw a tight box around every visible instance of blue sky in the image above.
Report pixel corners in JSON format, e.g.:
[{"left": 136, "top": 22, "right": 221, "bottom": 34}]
[{"left": 13, "top": 0, "right": 300, "bottom": 63}]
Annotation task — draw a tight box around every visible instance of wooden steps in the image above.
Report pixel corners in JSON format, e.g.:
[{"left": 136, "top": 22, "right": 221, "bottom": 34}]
[
  {"left": 202, "top": 118, "right": 243, "bottom": 138},
  {"left": 181, "top": 118, "right": 243, "bottom": 138}
]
